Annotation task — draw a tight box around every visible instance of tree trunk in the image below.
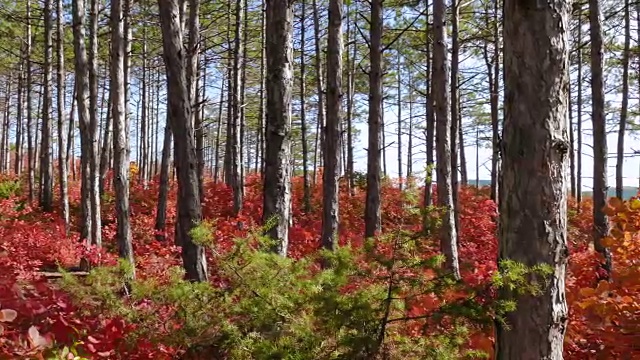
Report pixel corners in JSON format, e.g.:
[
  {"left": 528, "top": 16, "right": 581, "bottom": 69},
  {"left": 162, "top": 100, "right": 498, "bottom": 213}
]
[
  {"left": 576, "top": 7, "right": 583, "bottom": 206},
  {"left": 396, "top": 54, "right": 403, "bottom": 190},
  {"left": 311, "top": 0, "right": 325, "bottom": 182},
  {"left": 57, "top": 0, "right": 69, "bottom": 232},
  {"left": 88, "top": 0, "right": 102, "bottom": 245},
  {"left": 263, "top": 0, "right": 294, "bottom": 255},
  {"left": 111, "top": 0, "right": 135, "bottom": 272},
  {"left": 72, "top": 0, "right": 96, "bottom": 245},
  {"left": 14, "top": 59, "right": 23, "bottom": 175},
  {"left": 450, "top": 0, "right": 460, "bottom": 232},
  {"left": 40, "top": 0, "right": 54, "bottom": 212},
  {"left": 616, "top": 0, "right": 630, "bottom": 199},
  {"left": 26, "top": 0, "right": 34, "bottom": 203},
  {"left": 433, "top": 0, "right": 460, "bottom": 280},
  {"left": 214, "top": 74, "right": 225, "bottom": 183},
  {"left": 231, "top": 0, "right": 244, "bottom": 215},
  {"left": 346, "top": 2, "right": 355, "bottom": 194},
  {"left": 496, "top": 0, "right": 570, "bottom": 357},
  {"left": 588, "top": 0, "right": 611, "bottom": 276},
  {"left": 490, "top": 0, "right": 500, "bottom": 204},
  {"left": 155, "top": 122, "right": 172, "bottom": 241},
  {"left": 422, "top": 1, "right": 435, "bottom": 227},
  {"left": 299, "top": 0, "right": 311, "bottom": 212},
  {"left": 364, "top": 0, "right": 383, "bottom": 238},
  {"left": 158, "top": 0, "right": 207, "bottom": 281},
  {"left": 322, "top": 0, "right": 342, "bottom": 251}
]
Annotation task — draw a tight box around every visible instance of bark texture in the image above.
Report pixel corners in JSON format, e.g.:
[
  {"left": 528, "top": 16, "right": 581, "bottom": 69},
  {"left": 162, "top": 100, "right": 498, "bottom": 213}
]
[
  {"left": 433, "top": 0, "right": 460, "bottom": 279},
  {"left": 111, "top": 0, "right": 135, "bottom": 270},
  {"left": 364, "top": 0, "right": 383, "bottom": 238},
  {"left": 497, "top": 0, "right": 570, "bottom": 358},
  {"left": 322, "top": 0, "right": 342, "bottom": 251},
  {"left": 588, "top": 0, "right": 611, "bottom": 275},
  {"left": 263, "top": 0, "right": 294, "bottom": 256},
  {"left": 158, "top": 0, "right": 208, "bottom": 281}
]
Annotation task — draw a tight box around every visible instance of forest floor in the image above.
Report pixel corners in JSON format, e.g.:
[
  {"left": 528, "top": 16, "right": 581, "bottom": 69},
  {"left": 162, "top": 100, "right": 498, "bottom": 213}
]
[{"left": 0, "top": 173, "right": 638, "bottom": 359}]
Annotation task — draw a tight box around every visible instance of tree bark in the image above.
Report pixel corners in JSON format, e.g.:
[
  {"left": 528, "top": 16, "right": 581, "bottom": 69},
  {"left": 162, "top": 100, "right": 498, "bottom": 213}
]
[
  {"left": 490, "top": 0, "right": 500, "bottom": 204},
  {"left": 576, "top": 6, "right": 583, "bottom": 206},
  {"left": 231, "top": 0, "right": 244, "bottom": 215},
  {"left": 433, "top": 0, "right": 460, "bottom": 279},
  {"left": 588, "top": 0, "right": 611, "bottom": 276},
  {"left": 40, "top": 0, "right": 54, "bottom": 212},
  {"left": 263, "top": 0, "right": 294, "bottom": 255},
  {"left": 155, "top": 122, "right": 172, "bottom": 241},
  {"left": 299, "top": 0, "right": 311, "bottom": 212},
  {"left": 26, "top": 0, "right": 34, "bottom": 203},
  {"left": 364, "top": 0, "right": 383, "bottom": 238},
  {"left": 158, "top": 0, "right": 207, "bottom": 281},
  {"left": 72, "top": 0, "right": 97, "bottom": 246},
  {"left": 616, "top": 0, "right": 630, "bottom": 199},
  {"left": 422, "top": 2, "right": 435, "bottom": 230},
  {"left": 111, "top": 0, "right": 135, "bottom": 271},
  {"left": 57, "top": 0, "right": 69, "bottom": 232},
  {"left": 322, "top": 0, "right": 342, "bottom": 251},
  {"left": 88, "top": 0, "right": 102, "bottom": 245},
  {"left": 497, "top": 0, "right": 570, "bottom": 357},
  {"left": 450, "top": 0, "right": 460, "bottom": 231},
  {"left": 311, "top": 0, "right": 325, "bottom": 182}
]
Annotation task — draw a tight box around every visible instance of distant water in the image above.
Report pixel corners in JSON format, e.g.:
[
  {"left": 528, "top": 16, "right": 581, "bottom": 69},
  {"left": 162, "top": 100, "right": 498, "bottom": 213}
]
[{"left": 470, "top": 180, "right": 638, "bottom": 200}]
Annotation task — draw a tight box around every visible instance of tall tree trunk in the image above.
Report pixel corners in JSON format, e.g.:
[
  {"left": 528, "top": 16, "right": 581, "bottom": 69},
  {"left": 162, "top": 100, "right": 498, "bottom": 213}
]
[
  {"left": 364, "top": 0, "right": 383, "bottom": 238},
  {"left": 311, "top": 0, "right": 325, "bottom": 182},
  {"left": 57, "top": 0, "right": 69, "bottom": 232},
  {"left": 490, "top": 0, "right": 500, "bottom": 203},
  {"left": 496, "top": 0, "right": 570, "bottom": 357},
  {"left": 196, "top": 41, "right": 206, "bottom": 202},
  {"left": 422, "top": 3, "right": 435, "bottom": 232},
  {"left": 407, "top": 70, "right": 413, "bottom": 182},
  {"left": 155, "top": 122, "right": 172, "bottom": 241},
  {"left": 14, "top": 59, "right": 23, "bottom": 175},
  {"left": 322, "top": 0, "right": 342, "bottom": 251},
  {"left": 589, "top": 0, "right": 611, "bottom": 277},
  {"left": 263, "top": 0, "right": 294, "bottom": 255},
  {"left": 433, "top": 0, "right": 460, "bottom": 280},
  {"left": 88, "top": 0, "right": 102, "bottom": 245},
  {"left": 214, "top": 74, "right": 225, "bottom": 183},
  {"left": 459, "top": 111, "right": 467, "bottom": 185},
  {"left": 40, "top": 0, "right": 54, "bottom": 211},
  {"left": 99, "top": 90, "right": 112, "bottom": 195},
  {"left": 257, "top": 0, "right": 266, "bottom": 175},
  {"left": 299, "top": 0, "right": 311, "bottom": 212},
  {"left": 450, "top": 0, "right": 460, "bottom": 231},
  {"left": 616, "top": 0, "right": 630, "bottom": 199},
  {"left": 346, "top": 2, "right": 355, "bottom": 194},
  {"left": 576, "top": 7, "right": 583, "bottom": 206},
  {"left": 396, "top": 53, "right": 403, "bottom": 190},
  {"left": 26, "top": 0, "right": 34, "bottom": 203},
  {"left": 230, "top": 0, "right": 244, "bottom": 215},
  {"left": 72, "top": 0, "right": 96, "bottom": 245},
  {"left": 158, "top": 0, "right": 207, "bottom": 281},
  {"left": 67, "top": 82, "right": 77, "bottom": 181},
  {"left": 569, "top": 88, "right": 575, "bottom": 199},
  {"left": 111, "top": 0, "right": 135, "bottom": 273},
  {"left": 140, "top": 10, "right": 148, "bottom": 186}
]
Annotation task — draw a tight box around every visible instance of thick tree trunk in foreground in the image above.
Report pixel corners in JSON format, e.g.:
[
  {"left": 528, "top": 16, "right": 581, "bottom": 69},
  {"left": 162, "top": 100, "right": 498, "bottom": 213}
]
[
  {"left": 496, "top": 0, "right": 570, "bottom": 358},
  {"left": 155, "top": 123, "right": 172, "bottom": 241},
  {"left": 322, "top": 0, "right": 343, "bottom": 251},
  {"left": 158, "top": 0, "right": 207, "bottom": 281},
  {"left": 263, "top": 0, "right": 294, "bottom": 256},
  {"left": 433, "top": 0, "right": 460, "bottom": 279}
]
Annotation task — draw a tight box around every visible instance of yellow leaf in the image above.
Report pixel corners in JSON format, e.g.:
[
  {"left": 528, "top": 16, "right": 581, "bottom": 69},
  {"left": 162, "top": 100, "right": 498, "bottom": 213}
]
[
  {"left": 629, "top": 198, "right": 640, "bottom": 210},
  {"left": 601, "top": 236, "right": 616, "bottom": 247},
  {"left": 580, "top": 287, "right": 596, "bottom": 297}
]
